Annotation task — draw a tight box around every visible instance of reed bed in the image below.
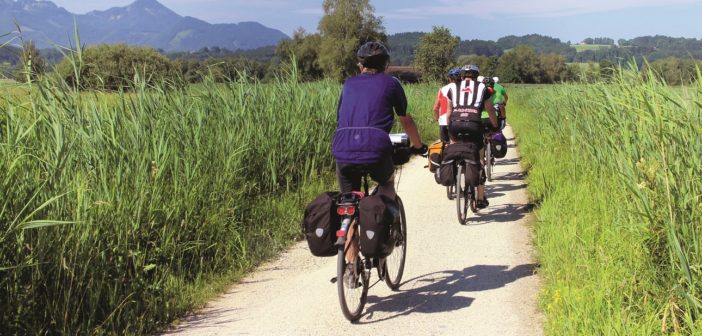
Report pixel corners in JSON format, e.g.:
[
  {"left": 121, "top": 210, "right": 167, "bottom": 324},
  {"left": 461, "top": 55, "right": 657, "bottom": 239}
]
[
  {"left": 0, "top": 68, "right": 437, "bottom": 334},
  {"left": 509, "top": 68, "right": 702, "bottom": 333}
]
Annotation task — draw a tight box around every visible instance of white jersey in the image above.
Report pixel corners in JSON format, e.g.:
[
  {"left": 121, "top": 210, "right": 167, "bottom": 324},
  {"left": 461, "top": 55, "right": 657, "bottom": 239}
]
[{"left": 448, "top": 79, "right": 489, "bottom": 109}]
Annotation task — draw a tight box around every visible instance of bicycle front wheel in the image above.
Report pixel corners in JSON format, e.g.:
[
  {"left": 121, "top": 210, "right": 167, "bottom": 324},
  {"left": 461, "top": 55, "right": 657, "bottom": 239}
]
[
  {"left": 337, "top": 246, "right": 368, "bottom": 322},
  {"left": 384, "top": 196, "right": 407, "bottom": 290},
  {"left": 456, "top": 164, "right": 469, "bottom": 225}
]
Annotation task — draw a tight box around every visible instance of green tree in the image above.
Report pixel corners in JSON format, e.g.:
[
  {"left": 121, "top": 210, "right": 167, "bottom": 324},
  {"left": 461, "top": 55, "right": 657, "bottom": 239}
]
[
  {"left": 16, "top": 41, "right": 46, "bottom": 83},
  {"left": 414, "top": 26, "right": 459, "bottom": 82},
  {"left": 539, "top": 53, "right": 567, "bottom": 83},
  {"left": 496, "top": 45, "right": 541, "bottom": 83},
  {"left": 644, "top": 57, "right": 700, "bottom": 85},
  {"left": 318, "top": 0, "right": 386, "bottom": 81},
  {"left": 276, "top": 28, "right": 324, "bottom": 81},
  {"left": 56, "top": 44, "right": 176, "bottom": 91}
]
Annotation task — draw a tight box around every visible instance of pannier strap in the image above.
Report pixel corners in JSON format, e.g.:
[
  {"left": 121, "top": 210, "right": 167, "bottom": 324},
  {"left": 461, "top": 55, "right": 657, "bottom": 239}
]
[{"left": 447, "top": 142, "right": 478, "bottom": 150}]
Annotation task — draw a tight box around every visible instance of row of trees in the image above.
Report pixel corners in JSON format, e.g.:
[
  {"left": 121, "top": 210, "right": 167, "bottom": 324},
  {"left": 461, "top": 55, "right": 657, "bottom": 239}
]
[
  {"left": 13, "top": 42, "right": 273, "bottom": 90},
  {"left": 412, "top": 26, "right": 702, "bottom": 84},
  {"left": 413, "top": 27, "right": 575, "bottom": 84}
]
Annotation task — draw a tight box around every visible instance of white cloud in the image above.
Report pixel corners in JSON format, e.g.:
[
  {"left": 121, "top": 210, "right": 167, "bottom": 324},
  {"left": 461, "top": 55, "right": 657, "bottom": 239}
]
[{"left": 389, "top": 0, "right": 698, "bottom": 19}]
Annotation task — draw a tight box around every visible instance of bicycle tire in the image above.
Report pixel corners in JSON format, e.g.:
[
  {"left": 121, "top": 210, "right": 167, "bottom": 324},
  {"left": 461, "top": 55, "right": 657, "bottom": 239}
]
[
  {"left": 384, "top": 196, "right": 407, "bottom": 290},
  {"left": 447, "top": 184, "right": 455, "bottom": 200},
  {"left": 485, "top": 142, "right": 493, "bottom": 182},
  {"left": 456, "top": 164, "right": 469, "bottom": 224},
  {"left": 337, "top": 246, "right": 368, "bottom": 321}
]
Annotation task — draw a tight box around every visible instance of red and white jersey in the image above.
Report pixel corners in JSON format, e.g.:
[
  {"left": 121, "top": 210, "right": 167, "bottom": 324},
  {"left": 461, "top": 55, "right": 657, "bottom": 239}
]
[{"left": 437, "top": 83, "right": 456, "bottom": 126}]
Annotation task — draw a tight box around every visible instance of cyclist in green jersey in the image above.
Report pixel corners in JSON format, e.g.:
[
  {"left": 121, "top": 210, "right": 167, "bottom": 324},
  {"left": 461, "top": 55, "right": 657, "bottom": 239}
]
[{"left": 491, "top": 77, "right": 508, "bottom": 129}]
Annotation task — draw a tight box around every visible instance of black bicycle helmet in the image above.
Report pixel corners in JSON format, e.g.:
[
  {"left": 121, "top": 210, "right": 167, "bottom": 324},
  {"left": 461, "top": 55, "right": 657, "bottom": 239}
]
[{"left": 357, "top": 41, "right": 390, "bottom": 70}]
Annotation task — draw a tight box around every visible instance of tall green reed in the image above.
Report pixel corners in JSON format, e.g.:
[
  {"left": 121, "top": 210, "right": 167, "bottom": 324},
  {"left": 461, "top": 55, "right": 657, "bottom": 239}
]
[
  {"left": 509, "top": 66, "right": 702, "bottom": 333},
  {"left": 0, "top": 61, "right": 438, "bottom": 334}
]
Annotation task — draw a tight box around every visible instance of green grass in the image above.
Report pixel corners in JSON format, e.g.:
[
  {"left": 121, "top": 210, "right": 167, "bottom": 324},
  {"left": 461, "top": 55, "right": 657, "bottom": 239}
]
[
  {"left": 508, "top": 68, "right": 702, "bottom": 333},
  {"left": 574, "top": 44, "right": 613, "bottom": 52},
  {"left": 0, "top": 68, "right": 438, "bottom": 334}
]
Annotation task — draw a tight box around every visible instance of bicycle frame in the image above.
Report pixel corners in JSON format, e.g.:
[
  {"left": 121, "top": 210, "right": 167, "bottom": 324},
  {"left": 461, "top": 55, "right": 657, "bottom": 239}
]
[{"left": 333, "top": 140, "right": 409, "bottom": 321}]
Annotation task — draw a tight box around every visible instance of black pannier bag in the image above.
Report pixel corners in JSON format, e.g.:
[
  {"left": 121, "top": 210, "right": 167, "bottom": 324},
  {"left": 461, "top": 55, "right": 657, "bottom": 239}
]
[
  {"left": 442, "top": 143, "right": 481, "bottom": 187},
  {"left": 358, "top": 194, "right": 400, "bottom": 258},
  {"left": 491, "top": 132, "right": 508, "bottom": 159},
  {"left": 302, "top": 192, "right": 341, "bottom": 257},
  {"left": 392, "top": 146, "right": 411, "bottom": 165},
  {"left": 430, "top": 152, "right": 441, "bottom": 173},
  {"left": 438, "top": 159, "right": 456, "bottom": 186}
]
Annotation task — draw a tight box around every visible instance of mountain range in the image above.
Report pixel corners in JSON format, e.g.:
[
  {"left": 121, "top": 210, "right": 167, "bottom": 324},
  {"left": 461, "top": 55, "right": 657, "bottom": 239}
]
[{"left": 0, "top": 0, "right": 289, "bottom": 51}]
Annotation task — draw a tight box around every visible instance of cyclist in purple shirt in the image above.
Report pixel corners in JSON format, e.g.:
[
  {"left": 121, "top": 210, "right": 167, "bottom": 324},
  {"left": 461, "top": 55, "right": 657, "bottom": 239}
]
[
  {"left": 332, "top": 42, "right": 425, "bottom": 281},
  {"left": 332, "top": 42, "right": 426, "bottom": 197}
]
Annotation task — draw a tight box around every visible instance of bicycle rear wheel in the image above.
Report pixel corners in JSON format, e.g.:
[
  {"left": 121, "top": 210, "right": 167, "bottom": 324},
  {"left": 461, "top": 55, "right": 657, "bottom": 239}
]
[
  {"left": 384, "top": 196, "right": 407, "bottom": 290},
  {"left": 485, "top": 142, "right": 493, "bottom": 182},
  {"left": 456, "top": 164, "right": 469, "bottom": 225},
  {"left": 337, "top": 246, "right": 368, "bottom": 322}
]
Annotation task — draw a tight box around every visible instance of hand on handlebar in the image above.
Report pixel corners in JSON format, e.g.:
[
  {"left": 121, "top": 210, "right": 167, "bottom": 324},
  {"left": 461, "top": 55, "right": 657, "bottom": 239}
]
[{"left": 410, "top": 143, "right": 429, "bottom": 157}]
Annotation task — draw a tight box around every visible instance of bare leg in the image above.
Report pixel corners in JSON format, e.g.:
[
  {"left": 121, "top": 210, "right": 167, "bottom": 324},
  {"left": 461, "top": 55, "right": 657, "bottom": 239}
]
[
  {"left": 345, "top": 221, "right": 358, "bottom": 263},
  {"left": 478, "top": 147, "right": 486, "bottom": 201}
]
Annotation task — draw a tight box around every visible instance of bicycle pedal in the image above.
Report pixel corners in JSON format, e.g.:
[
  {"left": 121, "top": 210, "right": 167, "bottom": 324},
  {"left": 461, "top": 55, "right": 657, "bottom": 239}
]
[{"left": 330, "top": 277, "right": 337, "bottom": 284}]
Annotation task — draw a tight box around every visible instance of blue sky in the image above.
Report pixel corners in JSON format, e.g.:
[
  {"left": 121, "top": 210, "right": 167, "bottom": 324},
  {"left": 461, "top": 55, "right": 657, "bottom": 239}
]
[{"left": 51, "top": 0, "right": 702, "bottom": 42}]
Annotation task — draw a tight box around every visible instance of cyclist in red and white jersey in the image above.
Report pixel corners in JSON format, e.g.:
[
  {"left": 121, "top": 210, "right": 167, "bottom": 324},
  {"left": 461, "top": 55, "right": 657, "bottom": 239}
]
[{"left": 432, "top": 68, "right": 461, "bottom": 143}]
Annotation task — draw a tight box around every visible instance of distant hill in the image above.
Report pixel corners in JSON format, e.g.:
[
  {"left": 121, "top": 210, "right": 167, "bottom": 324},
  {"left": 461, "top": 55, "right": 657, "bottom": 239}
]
[{"left": 0, "top": 0, "right": 289, "bottom": 51}]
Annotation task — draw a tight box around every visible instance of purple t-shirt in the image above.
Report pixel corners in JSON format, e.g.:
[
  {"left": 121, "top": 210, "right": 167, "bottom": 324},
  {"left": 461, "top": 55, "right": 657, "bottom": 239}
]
[{"left": 332, "top": 73, "right": 407, "bottom": 164}]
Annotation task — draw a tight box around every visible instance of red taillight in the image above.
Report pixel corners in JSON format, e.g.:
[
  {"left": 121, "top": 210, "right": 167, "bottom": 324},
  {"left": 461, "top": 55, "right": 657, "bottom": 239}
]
[{"left": 337, "top": 206, "right": 356, "bottom": 216}]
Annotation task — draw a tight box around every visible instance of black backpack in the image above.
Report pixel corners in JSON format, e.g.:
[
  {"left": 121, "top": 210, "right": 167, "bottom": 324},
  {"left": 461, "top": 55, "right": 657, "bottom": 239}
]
[
  {"left": 358, "top": 194, "right": 400, "bottom": 258},
  {"left": 302, "top": 192, "right": 341, "bottom": 257}
]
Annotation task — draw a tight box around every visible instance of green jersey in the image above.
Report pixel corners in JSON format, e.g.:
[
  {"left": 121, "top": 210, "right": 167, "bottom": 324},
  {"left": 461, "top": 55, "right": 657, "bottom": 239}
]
[
  {"left": 492, "top": 83, "right": 507, "bottom": 104},
  {"left": 481, "top": 83, "right": 507, "bottom": 119}
]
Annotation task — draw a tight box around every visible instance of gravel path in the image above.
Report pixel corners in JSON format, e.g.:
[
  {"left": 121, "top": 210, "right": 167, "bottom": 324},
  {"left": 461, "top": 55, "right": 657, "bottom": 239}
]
[{"left": 166, "top": 125, "right": 542, "bottom": 336}]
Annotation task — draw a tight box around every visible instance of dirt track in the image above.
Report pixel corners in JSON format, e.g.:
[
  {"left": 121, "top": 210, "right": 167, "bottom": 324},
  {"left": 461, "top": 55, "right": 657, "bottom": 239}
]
[{"left": 166, "top": 125, "right": 542, "bottom": 335}]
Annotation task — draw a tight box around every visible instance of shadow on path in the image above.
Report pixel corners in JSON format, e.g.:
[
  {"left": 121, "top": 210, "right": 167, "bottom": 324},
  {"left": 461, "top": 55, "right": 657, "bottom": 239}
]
[
  {"left": 360, "top": 264, "right": 538, "bottom": 324},
  {"left": 473, "top": 203, "right": 529, "bottom": 223},
  {"left": 166, "top": 308, "right": 243, "bottom": 333},
  {"left": 494, "top": 157, "right": 521, "bottom": 167}
]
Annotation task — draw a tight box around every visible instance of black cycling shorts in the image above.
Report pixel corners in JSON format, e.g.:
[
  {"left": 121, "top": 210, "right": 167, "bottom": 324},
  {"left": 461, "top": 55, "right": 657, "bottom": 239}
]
[
  {"left": 336, "top": 156, "right": 394, "bottom": 194},
  {"left": 449, "top": 120, "right": 483, "bottom": 144}
]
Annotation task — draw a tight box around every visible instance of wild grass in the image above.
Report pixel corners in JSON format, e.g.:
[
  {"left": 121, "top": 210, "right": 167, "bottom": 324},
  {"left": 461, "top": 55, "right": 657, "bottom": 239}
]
[
  {"left": 0, "top": 66, "right": 437, "bottom": 334},
  {"left": 508, "top": 68, "right": 702, "bottom": 333}
]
